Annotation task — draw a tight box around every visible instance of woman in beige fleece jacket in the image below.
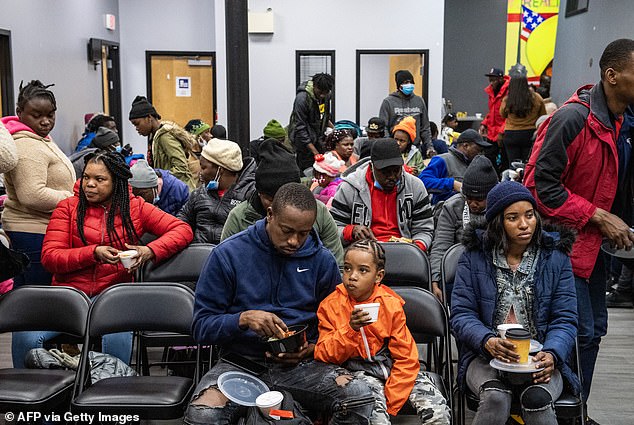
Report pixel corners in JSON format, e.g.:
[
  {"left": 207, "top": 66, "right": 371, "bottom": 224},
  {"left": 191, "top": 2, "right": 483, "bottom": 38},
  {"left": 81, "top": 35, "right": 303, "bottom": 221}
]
[{"left": 1, "top": 81, "right": 75, "bottom": 286}]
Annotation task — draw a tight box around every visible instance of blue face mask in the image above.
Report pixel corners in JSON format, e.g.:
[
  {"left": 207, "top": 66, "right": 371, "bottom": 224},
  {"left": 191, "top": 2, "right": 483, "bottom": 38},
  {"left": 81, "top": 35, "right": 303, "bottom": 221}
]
[
  {"left": 206, "top": 168, "right": 221, "bottom": 191},
  {"left": 401, "top": 83, "right": 415, "bottom": 95},
  {"left": 153, "top": 195, "right": 160, "bottom": 204},
  {"left": 115, "top": 146, "right": 123, "bottom": 153},
  {"left": 373, "top": 168, "right": 401, "bottom": 192}
]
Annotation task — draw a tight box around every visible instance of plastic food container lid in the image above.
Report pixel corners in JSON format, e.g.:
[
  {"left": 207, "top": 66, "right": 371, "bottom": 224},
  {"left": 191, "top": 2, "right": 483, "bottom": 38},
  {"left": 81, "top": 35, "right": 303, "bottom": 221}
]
[
  {"left": 256, "top": 391, "right": 284, "bottom": 408},
  {"left": 217, "top": 371, "right": 270, "bottom": 406}
]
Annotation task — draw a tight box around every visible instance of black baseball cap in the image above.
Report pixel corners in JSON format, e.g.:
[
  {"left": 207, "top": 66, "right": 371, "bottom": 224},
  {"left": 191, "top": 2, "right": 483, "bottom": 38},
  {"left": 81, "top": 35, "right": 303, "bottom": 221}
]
[
  {"left": 371, "top": 138, "right": 404, "bottom": 169},
  {"left": 455, "top": 129, "right": 491, "bottom": 148},
  {"left": 366, "top": 117, "right": 386, "bottom": 134},
  {"left": 484, "top": 67, "right": 504, "bottom": 77}
]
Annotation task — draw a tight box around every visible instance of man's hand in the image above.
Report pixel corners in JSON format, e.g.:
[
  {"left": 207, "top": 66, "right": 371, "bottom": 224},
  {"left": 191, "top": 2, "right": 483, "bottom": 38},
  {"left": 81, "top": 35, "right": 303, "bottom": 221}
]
[
  {"left": 479, "top": 124, "right": 487, "bottom": 136},
  {"left": 266, "top": 342, "right": 315, "bottom": 366},
  {"left": 426, "top": 148, "right": 437, "bottom": 159},
  {"left": 453, "top": 180, "right": 463, "bottom": 192},
  {"left": 94, "top": 246, "right": 120, "bottom": 264},
  {"left": 532, "top": 351, "right": 555, "bottom": 384},
  {"left": 590, "top": 208, "right": 634, "bottom": 250},
  {"left": 349, "top": 308, "right": 372, "bottom": 331},
  {"left": 484, "top": 337, "right": 521, "bottom": 363},
  {"left": 431, "top": 281, "right": 444, "bottom": 303},
  {"left": 239, "top": 310, "right": 287, "bottom": 339},
  {"left": 352, "top": 225, "right": 376, "bottom": 241},
  {"left": 124, "top": 243, "right": 155, "bottom": 272}
]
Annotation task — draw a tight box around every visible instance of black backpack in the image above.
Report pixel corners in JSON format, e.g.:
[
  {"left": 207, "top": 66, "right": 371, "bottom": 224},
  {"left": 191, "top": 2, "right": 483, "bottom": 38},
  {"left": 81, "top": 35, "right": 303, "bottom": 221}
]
[{"left": 244, "top": 390, "right": 312, "bottom": 425}]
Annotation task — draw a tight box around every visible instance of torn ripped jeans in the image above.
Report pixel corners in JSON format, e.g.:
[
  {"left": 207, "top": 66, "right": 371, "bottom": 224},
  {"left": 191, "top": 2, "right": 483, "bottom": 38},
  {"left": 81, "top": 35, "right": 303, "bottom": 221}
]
[
  {"left": 466, "top": 356, "right": 562, "bottom": 425},
  {"left": 184, "top": 358, "right": 375, "bottom": 424}
]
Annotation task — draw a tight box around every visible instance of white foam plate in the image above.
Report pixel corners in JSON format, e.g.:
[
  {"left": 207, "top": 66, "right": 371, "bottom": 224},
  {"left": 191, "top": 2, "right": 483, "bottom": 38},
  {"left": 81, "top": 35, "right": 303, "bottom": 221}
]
[
  {"left": 490, "top": 357, "right": 544, "bottom": 373},
  {"left": 530, "top": 340, "right": 543, "bottom": 353}
]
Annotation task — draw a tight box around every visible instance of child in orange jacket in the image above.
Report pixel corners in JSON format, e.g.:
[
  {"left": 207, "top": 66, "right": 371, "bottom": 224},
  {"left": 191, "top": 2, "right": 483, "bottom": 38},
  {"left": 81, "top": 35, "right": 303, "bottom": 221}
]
[{"left": 315, "top": 240, "right": 450, "bottom": 424}]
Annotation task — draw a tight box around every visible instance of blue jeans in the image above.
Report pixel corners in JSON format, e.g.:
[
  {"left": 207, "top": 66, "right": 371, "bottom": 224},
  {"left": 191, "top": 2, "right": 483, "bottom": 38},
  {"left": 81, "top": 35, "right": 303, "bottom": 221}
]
[
  {"left": 12, "top": 330, "right": 133, "bottom": 368},
  {"left": 574, "top": 254, "right": 608, "bottom": 402},
  {"left": 5, "top": 231, "right": 51, "bottom": 286},
  {"left": 184, "top": 358, "right": 374, "bottom": 424}
]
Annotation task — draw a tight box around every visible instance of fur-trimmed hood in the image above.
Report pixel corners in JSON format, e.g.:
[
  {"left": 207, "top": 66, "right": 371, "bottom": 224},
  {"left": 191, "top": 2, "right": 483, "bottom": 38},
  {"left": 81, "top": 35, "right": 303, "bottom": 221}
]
[{"left": 461, "top": 216, "right": 576, "bottom": 255}]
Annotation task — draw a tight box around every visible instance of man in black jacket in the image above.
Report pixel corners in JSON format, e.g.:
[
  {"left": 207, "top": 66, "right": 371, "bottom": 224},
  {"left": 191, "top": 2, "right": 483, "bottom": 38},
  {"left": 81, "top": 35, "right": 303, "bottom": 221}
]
[{"left": 289, "top": 73, "right": 334, "bottom": 174}]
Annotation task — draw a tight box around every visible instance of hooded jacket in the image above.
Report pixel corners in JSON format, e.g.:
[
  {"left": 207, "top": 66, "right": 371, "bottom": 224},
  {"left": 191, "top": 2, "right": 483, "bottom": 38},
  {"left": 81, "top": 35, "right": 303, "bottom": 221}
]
[
  {"left": 41, "top": 182, "right": 193, "bottom": 297},
  {"left": 289, "top": 81, "right": 332, "bottom": 171},
  {"left": 0, "top": 116, "right": 76, "bottom": 234},
  {"left": 330, "top": 162, "right": 434, "bottom": 249},
  {"left": 0, "top": 121, "right": 17, "bottom": 174},
  {"left": 177, "top": 157, "right": 256, "bottom": 245},
  {"left": 152, "top": 121, "right": 197, "bottom": 190},
  {"left": 192, "top": 218, "right": 341, "bottom": 358},
  {"left": 379, "top": 91, "right": 432, "bottom": 153},
  {"left": 419, "top": 147, "right": 470, "bottom": 205},
  {"left": 482, "top": 76, "right": 510, "bottom": 142},
  {"left": 315, "top": 284, "right": 420, "bottom": 416},
  {"left": 523, "top": 83, "right": 620, "bottom": 279},
  {"left": 450, "top": 223, "right": 580, "bottom": 394},
  {"left": 220, "top": 193, "right": 344, "bottom": 266},
  {"left": 155, "top": 168, "right": 189, "bottom": 216}
]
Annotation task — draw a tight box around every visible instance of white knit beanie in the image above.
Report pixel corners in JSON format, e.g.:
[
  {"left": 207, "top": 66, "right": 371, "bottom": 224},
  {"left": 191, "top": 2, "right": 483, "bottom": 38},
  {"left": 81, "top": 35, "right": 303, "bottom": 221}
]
[{"left": 201, "top": 139, "right": 243, "bottom": 172}]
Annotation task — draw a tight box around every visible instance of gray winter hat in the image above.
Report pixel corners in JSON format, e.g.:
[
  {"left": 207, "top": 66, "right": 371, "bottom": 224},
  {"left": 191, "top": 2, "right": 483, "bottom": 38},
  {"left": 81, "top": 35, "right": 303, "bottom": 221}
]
[{"left": 129, "top": 159, "right": 158, "bottom": 188}]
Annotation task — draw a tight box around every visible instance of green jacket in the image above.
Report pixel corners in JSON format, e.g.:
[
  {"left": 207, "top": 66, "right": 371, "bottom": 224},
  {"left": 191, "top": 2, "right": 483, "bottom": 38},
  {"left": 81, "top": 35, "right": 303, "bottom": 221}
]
[
  {"left": 152, "top": 122, "right": 196, "bottom": 191},
  {"left": 221, "top": 194, "right": 344, "bottom": 266}
]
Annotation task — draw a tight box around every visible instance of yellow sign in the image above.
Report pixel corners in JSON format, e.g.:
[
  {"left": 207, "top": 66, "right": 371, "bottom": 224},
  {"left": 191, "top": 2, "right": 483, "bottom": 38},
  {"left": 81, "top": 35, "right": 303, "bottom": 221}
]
[{"left": 505, "top": 0, "right": 560, "bottom": 84}]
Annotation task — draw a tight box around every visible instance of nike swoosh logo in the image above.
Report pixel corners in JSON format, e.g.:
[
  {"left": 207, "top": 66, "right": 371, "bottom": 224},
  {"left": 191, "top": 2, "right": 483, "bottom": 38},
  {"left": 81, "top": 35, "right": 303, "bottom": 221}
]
[{"left": 297, "top": 267, "right": 309, "bottom": 273}]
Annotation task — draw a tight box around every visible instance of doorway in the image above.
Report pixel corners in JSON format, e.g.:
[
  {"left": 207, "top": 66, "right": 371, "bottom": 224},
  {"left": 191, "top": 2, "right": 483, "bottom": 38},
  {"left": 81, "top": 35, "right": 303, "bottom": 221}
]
[
  {"left": 146, "top": 51, "right": 216, "bottom": 129},
  {"left": 0, "top": 29, "right": 14, "bottom": 116},
  {"left": 100, "top": 41, "right": 122, "bottom": 138},
  {"left": 356, "top": 50, "right": 429, "bottom": 126}
]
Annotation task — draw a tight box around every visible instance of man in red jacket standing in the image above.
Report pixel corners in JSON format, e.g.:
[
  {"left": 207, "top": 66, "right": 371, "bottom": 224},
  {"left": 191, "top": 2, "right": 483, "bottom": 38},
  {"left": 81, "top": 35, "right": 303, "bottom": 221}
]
[
  {"left": 480, "top": 67, "right": 510, "bottom": 172},
  {"left": 524, "top": 39, "right": 634, "bottom": 424}
]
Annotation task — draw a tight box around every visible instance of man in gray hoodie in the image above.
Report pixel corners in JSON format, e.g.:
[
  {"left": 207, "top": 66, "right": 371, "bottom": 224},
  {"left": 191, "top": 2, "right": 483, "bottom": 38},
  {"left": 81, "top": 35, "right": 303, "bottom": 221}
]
[{"left": 379, "top": 70, "right": 434, "bottom": 157}]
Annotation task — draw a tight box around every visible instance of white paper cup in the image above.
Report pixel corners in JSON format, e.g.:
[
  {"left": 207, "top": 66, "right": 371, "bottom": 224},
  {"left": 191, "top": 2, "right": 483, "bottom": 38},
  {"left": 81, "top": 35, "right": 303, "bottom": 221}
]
[
  {"left": 497, "top": 324, "right": 523, "bottom": 339},
  {"left": 118, "top": 250, "right": 138, "bottom": 269},
  {"left": 256, "top": 391, "right": 283, "bottom": 418},
  {"left": 354, "top": 303, "right": 380, "bottom": 323},
  {"left": 475, "top": 113, "right": 483, "bottom": 119}
]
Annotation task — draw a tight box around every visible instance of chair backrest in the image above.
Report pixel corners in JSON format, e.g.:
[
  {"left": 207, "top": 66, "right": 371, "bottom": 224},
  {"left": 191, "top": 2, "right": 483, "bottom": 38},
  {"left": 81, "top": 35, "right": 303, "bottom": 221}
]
[
  {"left": 0, "top": 285, "right": 90, "bottom": 336},
  {"left": 391, "top": 286, "right": 448, "bottom": 340},
  {"left": 141, "top": 243, "right": 214, "bottom": 284},
  {"left": 440, "top": 243, "right": 465, "bottom": 289},
  {"left": 381, "top": 242, "right": 431, "bottom": 290},
  {"left": 87, "top": 283, "right": 195, "bottom": 337}
]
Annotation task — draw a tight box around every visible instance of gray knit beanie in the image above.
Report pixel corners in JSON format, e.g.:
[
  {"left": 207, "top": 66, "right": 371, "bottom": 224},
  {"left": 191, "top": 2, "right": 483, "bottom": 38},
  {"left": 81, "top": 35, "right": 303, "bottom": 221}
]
[{"left": 129, "top": 159, "right": 158, "bottom": 188}]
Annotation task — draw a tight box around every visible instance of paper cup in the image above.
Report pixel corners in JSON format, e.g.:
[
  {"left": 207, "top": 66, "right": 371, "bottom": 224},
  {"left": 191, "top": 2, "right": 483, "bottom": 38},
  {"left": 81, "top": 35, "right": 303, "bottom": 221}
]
[
  {"left": 475, "top": 113, "right": 483, "bottom": 119},
  {"left": 354, "top": 303, "right": 380, "bottom": 323},
  {"left": 256, "top": 391, "right": 283, "bottom": 418},
  {"left": 497, "top": 324, "right": 523, "bottom": 339},
  {"left": 506, "top": 328, "right": 531, "bottom": 364},
  {"left": 118, "top": 250, "right": 138, "bottom": 269}
]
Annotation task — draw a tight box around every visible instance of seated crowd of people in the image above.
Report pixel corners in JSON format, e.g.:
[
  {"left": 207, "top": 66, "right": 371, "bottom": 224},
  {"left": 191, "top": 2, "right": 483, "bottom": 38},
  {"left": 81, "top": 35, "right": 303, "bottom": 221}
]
[{"left": 0, "top": 38, "right": 633, "bottom": 425}]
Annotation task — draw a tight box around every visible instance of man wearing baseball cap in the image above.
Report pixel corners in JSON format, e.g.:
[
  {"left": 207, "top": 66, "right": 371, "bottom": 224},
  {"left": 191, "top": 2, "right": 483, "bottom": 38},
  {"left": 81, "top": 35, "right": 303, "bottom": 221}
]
[
  {"left": 480, "top": 67, "right": 510, "bottom": 171},
  {"left": 330, "top": 138, "right": 434, "bottom": 251},
  {"left": 353, "top": 116, "right": 386, "bottom": 160},
  {"left": 419, "top": 129, "right": 491, "bottom": 205}
]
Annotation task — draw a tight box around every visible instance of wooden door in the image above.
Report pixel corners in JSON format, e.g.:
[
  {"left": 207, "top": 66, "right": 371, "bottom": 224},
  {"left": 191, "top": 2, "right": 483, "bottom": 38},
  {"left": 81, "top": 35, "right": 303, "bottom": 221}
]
[
  {"left": 388, "top": 54, "right": 424, "bottom": 97},
  {"left": 149, "top": 54, "right": 214, "bottom": 128}
]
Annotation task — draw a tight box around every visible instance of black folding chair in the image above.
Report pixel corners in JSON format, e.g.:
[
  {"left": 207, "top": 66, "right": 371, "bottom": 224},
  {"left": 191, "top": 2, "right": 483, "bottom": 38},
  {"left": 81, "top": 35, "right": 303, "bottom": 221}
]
[
  {"left": 137, "top": 243, "right": 215, "bottom": 376},
  {"left": 71, "top": 283, "right": 198, "bottom": 420},
  {"left": 440, "top": 243, "right": 465, "bottom": 307},
  {"left": 381, "top": 242, "right": 431, "bottom": 290},
  {"left": 0, "top": 286, "right": 90, "bottom": 414},
  {"left": 391, "top": 286, "right": 453, "bottom": 421}
]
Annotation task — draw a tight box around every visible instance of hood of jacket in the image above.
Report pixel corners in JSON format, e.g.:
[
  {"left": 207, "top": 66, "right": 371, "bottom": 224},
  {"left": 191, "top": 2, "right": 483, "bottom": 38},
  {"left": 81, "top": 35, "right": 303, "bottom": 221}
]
[
  {"left": 1, "top": 116, "right": 49, "bottom": 139},
  {"left": 334, "top": 282, "right": 405, "bottom": 306},
  {"left": 462, "top": 217, "right": 576, "bottom": 255},
  {"left": 484, "top": 75, "right": 510, "bottom": 99},
  {"left": 570, "top": 83, "right": 615, "bottom": 132},
  {"left": 296, "top": 80, "right": 316, "bottom": 101},
  {"left": 249, "top": 217, "right": 323, "bottom": 259}
]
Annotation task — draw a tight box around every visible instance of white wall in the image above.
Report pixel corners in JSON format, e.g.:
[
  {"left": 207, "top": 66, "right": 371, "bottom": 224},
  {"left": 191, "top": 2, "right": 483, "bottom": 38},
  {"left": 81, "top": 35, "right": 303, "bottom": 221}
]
[
  {"left": 359, "top": 54, "right": 390, "bottom": 126},
  {"left": 118, "top": 0, "right": 215, "bottom": 155},
  {"left": 244, "top": 0, "right": 445, "bottom": 139},
  {"left": 0, "top": 0, "right": 119, "bottom": 153}
]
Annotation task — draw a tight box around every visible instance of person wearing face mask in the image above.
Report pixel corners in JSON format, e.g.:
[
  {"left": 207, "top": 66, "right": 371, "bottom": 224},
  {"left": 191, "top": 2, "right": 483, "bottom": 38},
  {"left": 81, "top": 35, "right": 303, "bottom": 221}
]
[
  {"left": 330, "top": 139, "right": 434, "bottom": 251},
  {"left": 288, "top": 73, "right": 335, "bottom": 175},
  {"left": 379, "top": 70, "right": 434, "bottom": 158},
  {"left": 129, "top": 160, "right": 190, "bottom": 216},
  {"left": 69, "top": 126, "right": 121, "bottom": 177},
  {"left": 184, "top": 118, "right": 212, "bottom": 157},
  {"left": 177, "top": 139, "right": 256, "bottom": 244}
]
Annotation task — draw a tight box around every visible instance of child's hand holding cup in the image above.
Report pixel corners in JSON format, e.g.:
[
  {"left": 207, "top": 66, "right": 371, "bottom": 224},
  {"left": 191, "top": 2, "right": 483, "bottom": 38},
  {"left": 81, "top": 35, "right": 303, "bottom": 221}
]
[{"left": 350, "top": 303, "right": 380, "bottom": 331}]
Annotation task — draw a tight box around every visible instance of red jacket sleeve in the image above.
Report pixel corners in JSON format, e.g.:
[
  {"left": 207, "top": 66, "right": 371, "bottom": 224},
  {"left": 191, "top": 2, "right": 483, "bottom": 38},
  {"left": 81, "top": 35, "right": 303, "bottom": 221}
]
[
  {"left": 137, "top": 200, "right": 193, "bottom": 262},
  {"left": 42, "top": 199, "right": 98, "bottom": 274},
  {"left": 383, "top": 301, "right": 420, "bottom": 415},
  {"left": 314, "top": 295, "right": 361, "bottom": 364}
]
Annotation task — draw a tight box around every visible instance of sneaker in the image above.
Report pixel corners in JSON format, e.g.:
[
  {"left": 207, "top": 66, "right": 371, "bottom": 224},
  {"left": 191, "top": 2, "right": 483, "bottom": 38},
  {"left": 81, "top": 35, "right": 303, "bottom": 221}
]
[{"left": 606, "top": 291, "right": 634, "bottom": 308}]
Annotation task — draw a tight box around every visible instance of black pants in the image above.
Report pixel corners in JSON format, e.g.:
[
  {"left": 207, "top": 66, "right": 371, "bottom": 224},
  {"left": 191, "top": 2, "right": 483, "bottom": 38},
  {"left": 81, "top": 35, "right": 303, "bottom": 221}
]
[{"left": 503, "top": 129, "right": 535, "bottom": 165}]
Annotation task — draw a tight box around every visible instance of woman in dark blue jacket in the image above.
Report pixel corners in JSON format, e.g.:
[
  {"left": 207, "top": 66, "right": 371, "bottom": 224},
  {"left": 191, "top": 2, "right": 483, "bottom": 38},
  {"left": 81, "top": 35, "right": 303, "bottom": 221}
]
[{"left": 451, "top": 181, "right": 579, "bottom": 425}]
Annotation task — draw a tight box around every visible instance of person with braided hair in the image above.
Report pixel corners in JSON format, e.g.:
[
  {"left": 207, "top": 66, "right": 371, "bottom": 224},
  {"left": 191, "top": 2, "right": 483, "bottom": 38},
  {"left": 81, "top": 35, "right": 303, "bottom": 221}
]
[
  {"left": 324, "top": 128, "right": 356, "bottom": 170},
  {"left": 33, "top": 150, "right": 192, "bottom": 367},
  {"left": 1, "top": 80, "right": 76, "bottom": 287}
]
